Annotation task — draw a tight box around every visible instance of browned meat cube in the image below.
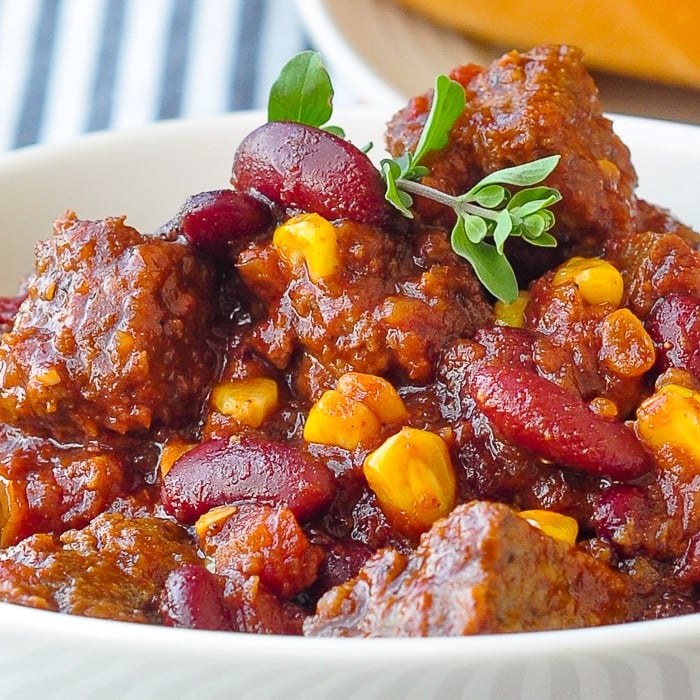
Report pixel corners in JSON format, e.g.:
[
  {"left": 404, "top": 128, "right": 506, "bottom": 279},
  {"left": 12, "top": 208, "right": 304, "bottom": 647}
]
[
  {"left": 0, "top": 213, "right": 220, "bottom": 438},
  {"left": 304, "top": 501, "right": 632, "bottom": 636},
  {"left": 0, "top": 432, "right": 127, "bottom": 546},
  {"left": 0, "top": 512, "right": 199, "bottom": 622}
]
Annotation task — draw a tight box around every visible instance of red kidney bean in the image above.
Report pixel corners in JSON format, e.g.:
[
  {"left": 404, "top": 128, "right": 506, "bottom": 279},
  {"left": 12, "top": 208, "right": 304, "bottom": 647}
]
[
  {"left": 472, "top": 326, "right": 538, "bottom": 370},
  {"left": 159, "top": 564, "right": 234, "bottom": 631},
  {"left": 161, "top": 436, "right": 336, "bottom": 523},
  {"left": 591, "top": 484, "right": 650, "bottom": 542},
  {"left": 467, "top": 365, "right": 652, "bottom": 481},
  {"left": 231, "top": 121, "right": 392, "bottom": 224},
  {"left": 159, "top": 189, "right": 272, "bottom": 259},
  {"left": 646, "top": 293, "right": 700, "bottom": 378},
  {"left": 0, "top": 292, "right": 27, "bottom": 328}
]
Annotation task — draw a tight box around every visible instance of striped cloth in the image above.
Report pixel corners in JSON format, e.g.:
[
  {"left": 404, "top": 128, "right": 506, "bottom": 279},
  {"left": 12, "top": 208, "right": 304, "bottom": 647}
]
[{"left": 0, "top": 0, "right": 356, "bottom": 152}]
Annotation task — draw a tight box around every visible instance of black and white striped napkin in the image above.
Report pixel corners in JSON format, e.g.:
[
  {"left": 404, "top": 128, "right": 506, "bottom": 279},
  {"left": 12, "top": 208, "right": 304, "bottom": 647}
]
[{"left": 0, "top": 0, "right": 356, "bottom": 152}]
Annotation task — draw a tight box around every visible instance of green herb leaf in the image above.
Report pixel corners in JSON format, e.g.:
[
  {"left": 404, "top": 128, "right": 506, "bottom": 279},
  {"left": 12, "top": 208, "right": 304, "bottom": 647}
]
[
  {"left": 452, "top": 219, "right": 519, "bottom": 303},
  {"left": 382, "top": 160, "right": 414, "bottom": 217},
  {"left": 472, "top": 184, "right": 508, "bottom": 208},
  {"left": 521, "top": 213, "right": 547, "bottom": 240},
  {"left": 411, "top": 75, "right": 466, "bottom": 167},
  {"left": 268, "top": 51, "right": 334, "bottom": 127},
  {"left": 524, "top": 229, "right": 558, "bottom": 248},
  {"left": 507, "top": 186, "right": 561, "bottom": 211},
  {"left": 466, "top": 155, "right": 561, "bottom": 194},
  {"left": 463, "top": 213, "right": 489, "bottom": 243},
  {"left": 492, "top": 209, "right": 513, "bottom": 254},
  {"left": 324, "top": 124, "right": 347, "bottom": 138}
]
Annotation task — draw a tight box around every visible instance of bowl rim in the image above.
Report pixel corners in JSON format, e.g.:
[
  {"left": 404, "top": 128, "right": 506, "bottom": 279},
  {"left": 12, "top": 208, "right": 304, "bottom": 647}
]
[{"left": 3, "top": 599, "right": 700, "bottom": 662}]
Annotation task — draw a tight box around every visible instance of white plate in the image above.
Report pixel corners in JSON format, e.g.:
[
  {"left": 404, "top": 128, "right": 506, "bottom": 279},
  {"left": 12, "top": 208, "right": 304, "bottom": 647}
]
[
  {"left": 0, "top": 111, "right": 699, "bottom": 699},
  {"left": 296, "top": 0, "right": 700, "bottom": 125}
]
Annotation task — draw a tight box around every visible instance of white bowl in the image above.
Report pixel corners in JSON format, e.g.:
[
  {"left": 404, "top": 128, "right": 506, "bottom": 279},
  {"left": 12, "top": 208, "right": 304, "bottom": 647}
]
[{"left": 0, "top": 111, "right": 699, "bottom": 700}]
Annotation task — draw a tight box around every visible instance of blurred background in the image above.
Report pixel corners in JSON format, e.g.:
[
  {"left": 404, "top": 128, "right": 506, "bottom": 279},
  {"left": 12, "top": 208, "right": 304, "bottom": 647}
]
[
  {"left": 0, "top": 0, "right": 698, "bottom": 153},
  {"left": 0, "top": 0, "right": 357, "bottom": 152}
]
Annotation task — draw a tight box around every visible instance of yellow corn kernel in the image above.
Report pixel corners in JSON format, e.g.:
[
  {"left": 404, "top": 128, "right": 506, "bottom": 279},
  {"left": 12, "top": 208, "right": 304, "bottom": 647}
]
[
  {"left": 335, "top": 372, "right": 408, "bottom": 425},
  {"left": 635, "top": 384, "right": 700, "bottom": 469},
  {"left": 597, "top": 158, "right": 621, "bottom": 186},
  {"left": 42, "top": 280, "right": 56, "bottom": 301},
  {"left": 273, "top": 212, "right": 339, "bottom": 282},
  {"left": 159, "top": 439, "right": 196, "bottom": 477},
  {"left": 598, "top": 308, "right": 656, "bottom": 378},
  {"left": 194, "top": 505, "right": 238, "bottom": 544},
  {"left": 363, "top": 427, "right": 456, "bottom": 534},
  {"left": 211, "top": 377, "right": 279, "bottom": 428},
  {"left": 304, "top": 389, "right": 381, "bottom": 450},
  {"left": 33, "top": 366, "right": 61, "bottom": 386},
  {"left": 553, "top": 256, "right": 624, "bottom": 307},
  {"left": 494, "top": 290, "right": 530, "bottom": 328},
  {"left": 518, "top": 509, "right": 579, "bottom": 546}
]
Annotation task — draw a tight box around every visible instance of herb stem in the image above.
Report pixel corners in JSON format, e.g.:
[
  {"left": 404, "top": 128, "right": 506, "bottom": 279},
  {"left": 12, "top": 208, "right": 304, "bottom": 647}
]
[{"left": 396, "top": 178, "right": 500, "bottom": 222}]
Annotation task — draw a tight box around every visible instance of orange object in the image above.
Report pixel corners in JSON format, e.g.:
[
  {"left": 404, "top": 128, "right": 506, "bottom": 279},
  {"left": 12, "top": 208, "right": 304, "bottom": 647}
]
[{"left": 396, "top": 0, "right": 700, "bottom": 88}]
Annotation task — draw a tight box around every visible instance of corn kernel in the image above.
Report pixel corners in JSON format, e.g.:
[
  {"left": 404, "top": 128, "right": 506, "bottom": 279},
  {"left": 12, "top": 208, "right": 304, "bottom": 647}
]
[
  {"left": 304, "top": 389, "right": 381, "bottom": 450},
  {"left": 494, "top": 290, "right": 531, "bottom": 328},
  {"left": 635, "top": 384, "right": 700, "bottom": 470},
  {"left": 597, "top": 158, "right": 620, "bottom": 185},
  {"left": 553, "top": 256, "right": 624, "bottom": 307},
  {"left": 518, "top": 509, "right": 579, "bottom": 546},
  {"left": 363, "top": 427, "right": 456, "bottom": 534},
  {"left": 114, "top": 330, "right": 135, "bottom": 355},
  {"left": 42, "top": 280, "right": 56, "bottom": 301},
  {"left": 34, "top": 366, "right": 61, "bottom": 386},
  {"left": 159, "top": 439, "right": 196, "bottom": 477},
  {"left": 273, "top": 212, "right": 339, "bottom": 282},
  {"left": 211, "top": 377, "right": 279, "bottom": 428},
  {"left": 598, "top": 308, "right": 656, "bottom": 378},
  {"left": 335, "top": 372, "right": 408, "bottom": 425}
]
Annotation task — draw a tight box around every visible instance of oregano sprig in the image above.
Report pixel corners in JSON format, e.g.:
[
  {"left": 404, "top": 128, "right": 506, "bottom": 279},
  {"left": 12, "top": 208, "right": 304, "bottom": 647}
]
[
  {"left": 267, "top": 52, "right": 563, "bottom": 304},
  {"left": 381, "top": 75, "right": 561, "bottom": 303}
]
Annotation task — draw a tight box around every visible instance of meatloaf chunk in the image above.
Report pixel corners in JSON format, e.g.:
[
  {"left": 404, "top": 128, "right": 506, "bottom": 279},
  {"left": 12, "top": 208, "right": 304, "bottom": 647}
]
[
  {"left": 0, "top": 512, "right": 199, "bottom": 622},
  {"left": 386, "top": 45, "right": 638, "bottom": 278},
  {"left": 304, "top": 501, "right": 632, "bottom": 636},
  {"left": 0, "top": 213, "right": 219, "bottom": 438}
]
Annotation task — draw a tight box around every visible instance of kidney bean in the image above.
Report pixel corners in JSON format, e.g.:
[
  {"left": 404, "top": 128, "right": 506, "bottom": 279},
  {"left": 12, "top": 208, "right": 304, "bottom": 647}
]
[
  {"left": 231, "top": 121, "right": 392, "bottom": 224},
  {"left": 161, "top": 435, "right": 336, "bottom": 523},
  {"left": 645, "top": 293, "right": 700, "bottom": 378},
  {"left": 315, "top": 539, "right": 374, "bottom": 590},
  {"left": 472, "top": 326, "right": 538, "bottom": 370},
  {"left": 467, "top": 365, "right": 652, "bottom": 481},
  {"left": 159, "top": 189, "right": 272, "bottom": 259},
  {"left": 0, "top": 292, "right": 27, "bottom": 328},
  {"left": 159, "top": 564, "right": 234, "bottom": 631},
  {"left": 591, "top": 484, "right": 650, "bottom": 542}
]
